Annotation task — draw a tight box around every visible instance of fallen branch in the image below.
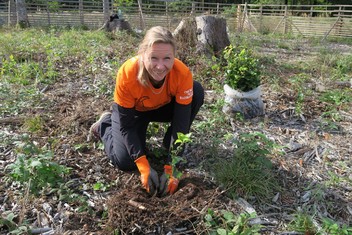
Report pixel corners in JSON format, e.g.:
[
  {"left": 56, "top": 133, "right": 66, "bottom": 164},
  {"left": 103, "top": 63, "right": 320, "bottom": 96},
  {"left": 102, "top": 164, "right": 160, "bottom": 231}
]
[
  {"left": 331, "top": 80, "right": 352, "bottom": 88},
  {"left": 128, "top": 200, "right": 146, "bottom": 210},
  {"left": 0, "top": 116, "right": 25, "bottom": 125},
  {"left": 30, "top": 227, "right": 53, "bottom": 234}
]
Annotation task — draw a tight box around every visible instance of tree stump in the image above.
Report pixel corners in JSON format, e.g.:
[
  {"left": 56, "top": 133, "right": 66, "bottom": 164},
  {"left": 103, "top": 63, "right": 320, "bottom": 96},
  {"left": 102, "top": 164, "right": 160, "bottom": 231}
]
[
  {"left": 99, "top": 14, "right": 132, "bottom": 33},
  {"left": 173, "top": 15, "right": 230, "bottom": 59},
  {"left": 173, "top": 18, "right": 198, "bottom": 61}
]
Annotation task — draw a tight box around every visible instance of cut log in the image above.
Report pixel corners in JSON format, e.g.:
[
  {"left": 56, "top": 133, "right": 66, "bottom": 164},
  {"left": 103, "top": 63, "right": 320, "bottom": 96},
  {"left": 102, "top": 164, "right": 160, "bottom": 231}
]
[{"left": 173, "top": 15, "right": 230, "bottom": 59}]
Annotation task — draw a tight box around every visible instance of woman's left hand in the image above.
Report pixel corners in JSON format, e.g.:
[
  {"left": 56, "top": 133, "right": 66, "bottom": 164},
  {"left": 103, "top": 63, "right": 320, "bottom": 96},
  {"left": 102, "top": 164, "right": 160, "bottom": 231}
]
[{"left": 159, "top": 165, "right": 179, "bottom": 196}]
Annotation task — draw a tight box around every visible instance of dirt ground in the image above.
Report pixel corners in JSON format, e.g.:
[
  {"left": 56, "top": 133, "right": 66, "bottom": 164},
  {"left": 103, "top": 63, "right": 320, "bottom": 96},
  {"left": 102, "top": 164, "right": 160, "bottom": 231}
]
[
  {"left": 38, "top": 88, "right": 242, "bottom": 234},
  {"left": 0, "top": 37, "right": 351, "bottom": 234}
]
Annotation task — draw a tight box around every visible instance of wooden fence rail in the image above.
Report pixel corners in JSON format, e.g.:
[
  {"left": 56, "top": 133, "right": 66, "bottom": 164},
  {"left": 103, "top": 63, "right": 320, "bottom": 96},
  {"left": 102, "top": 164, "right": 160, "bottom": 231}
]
[
  {"left": 0, "top": 1, "right": 351, "bottom": 39},
  {"left": 238, "top": 4, "right": 352, "bottom": 38}
]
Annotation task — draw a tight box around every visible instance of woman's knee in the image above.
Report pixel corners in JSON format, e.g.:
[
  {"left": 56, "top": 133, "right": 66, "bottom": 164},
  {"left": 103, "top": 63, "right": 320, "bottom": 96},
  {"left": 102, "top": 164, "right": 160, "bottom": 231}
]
[
  {"left": 104, "top": 142, "right": 136, "bottom": 171},
  {"left": 109, "top": 154, "right": 136, "bottom": 171}
]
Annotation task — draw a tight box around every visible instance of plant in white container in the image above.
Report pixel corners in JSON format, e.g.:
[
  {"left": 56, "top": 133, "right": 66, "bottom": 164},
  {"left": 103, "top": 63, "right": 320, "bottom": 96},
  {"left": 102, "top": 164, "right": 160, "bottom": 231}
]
[{"left": 222, "top": 45, "right": 264, "bottom": 119}]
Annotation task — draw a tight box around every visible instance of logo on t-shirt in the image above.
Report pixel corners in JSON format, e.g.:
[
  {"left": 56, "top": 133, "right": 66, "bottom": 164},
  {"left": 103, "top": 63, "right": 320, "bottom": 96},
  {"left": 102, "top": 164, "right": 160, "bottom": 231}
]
[{"left": 179, "top": 88, "right": 193, "bottom": 100}]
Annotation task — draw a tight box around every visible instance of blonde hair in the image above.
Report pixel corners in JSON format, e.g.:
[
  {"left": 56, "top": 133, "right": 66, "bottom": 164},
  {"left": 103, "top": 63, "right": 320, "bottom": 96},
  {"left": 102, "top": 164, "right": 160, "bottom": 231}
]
[{"left": 137, "top": 26, "right": 176, "bottom": 86}]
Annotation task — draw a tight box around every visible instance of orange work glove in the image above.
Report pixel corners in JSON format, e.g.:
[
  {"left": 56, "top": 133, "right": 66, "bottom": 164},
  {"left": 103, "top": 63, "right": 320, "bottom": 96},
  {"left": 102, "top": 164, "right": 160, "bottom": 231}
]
[
  {"left": 159, "top": 165, "right": 179, "bottom": 196},
  {"left": 135, "top": 155, "right": 159, "bottom": 194}
]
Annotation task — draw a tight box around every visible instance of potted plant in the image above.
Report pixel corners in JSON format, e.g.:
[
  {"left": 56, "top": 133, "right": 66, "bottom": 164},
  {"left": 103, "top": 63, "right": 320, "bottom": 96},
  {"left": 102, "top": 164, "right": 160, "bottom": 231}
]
[{"left": 222, "top": 44, "right": 264, "bottom": 119}]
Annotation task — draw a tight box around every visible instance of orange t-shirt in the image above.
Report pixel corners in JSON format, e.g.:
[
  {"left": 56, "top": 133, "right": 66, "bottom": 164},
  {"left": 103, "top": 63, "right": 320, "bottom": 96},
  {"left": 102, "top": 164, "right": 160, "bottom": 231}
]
[{"left": 114, "top": 57, "right": 193, "bottom": 111}]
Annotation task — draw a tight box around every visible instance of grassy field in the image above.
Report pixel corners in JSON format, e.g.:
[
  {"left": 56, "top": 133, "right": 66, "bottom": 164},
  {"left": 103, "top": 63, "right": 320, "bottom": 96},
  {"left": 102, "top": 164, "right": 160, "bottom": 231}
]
[{"left": 0, "top": 27, "right": 351, "bottom": 234}]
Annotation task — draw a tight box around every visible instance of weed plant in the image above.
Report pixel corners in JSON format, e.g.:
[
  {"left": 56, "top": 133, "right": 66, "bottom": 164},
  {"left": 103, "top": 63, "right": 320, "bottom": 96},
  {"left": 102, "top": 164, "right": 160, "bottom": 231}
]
[
  {"left": 0, "top": 211, "right": 29, "bottom": 235},
  {"left": 213, "top": 132, "right": 280, "bottom": 201},
  {"left": 204, "top": 209, "right": 261, "bottom": 234},
  {"left": 0, "top": 83, "right": 41, "bottom": 117},
  {"left": 322, "top": 218, "right": 352, "bottom": 235},
  {"left": 288, "top": 211, "right": 317, "bottom": 235},
  {"left": 6, "top": 135, "right": 70, "bottom": 196},
  {"left": 192, "top": 97, "right": 229, "bottom": 158},
  {"left": 192, "top": 55, "right": 224, "bottom": 91},
  {"left": 314, "top": 47, "right": 352, "bottom": 81},
  {"left": 288, "top": 73, "right": 312, "bottom": 114},
  {"left": 288, "top": 210, "right": 352, "bottom": 234},
  {"left": 319, "top": 89, "right": 352, "bottom": 109},
  {"left": 23, "top": 115, "right": 45, "bottom": 133},
  {"left": 319, "top": 88, "right": 352, "bottom": 123}
]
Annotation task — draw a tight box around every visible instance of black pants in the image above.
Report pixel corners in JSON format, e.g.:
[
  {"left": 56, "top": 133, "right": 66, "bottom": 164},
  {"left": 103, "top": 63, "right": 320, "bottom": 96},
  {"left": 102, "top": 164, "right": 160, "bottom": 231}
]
[{"left": 99, "top": 81, "right": 204, "bottom": 171}]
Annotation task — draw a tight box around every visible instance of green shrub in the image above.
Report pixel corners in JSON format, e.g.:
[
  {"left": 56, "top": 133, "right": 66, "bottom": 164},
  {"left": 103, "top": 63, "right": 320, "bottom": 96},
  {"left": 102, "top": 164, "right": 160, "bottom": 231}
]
[{"left": 223, "top": 45, "right": 261, "bottom": 92}]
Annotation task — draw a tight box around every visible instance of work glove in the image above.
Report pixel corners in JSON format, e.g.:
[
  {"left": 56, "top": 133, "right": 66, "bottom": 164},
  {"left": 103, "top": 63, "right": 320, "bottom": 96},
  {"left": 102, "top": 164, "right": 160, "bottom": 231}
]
[
  {"left": 135, "top": 155, "right": 159, "bottom": 194},
  {"left": 159, "top": 165, "right": 179, "bottom": 196}
]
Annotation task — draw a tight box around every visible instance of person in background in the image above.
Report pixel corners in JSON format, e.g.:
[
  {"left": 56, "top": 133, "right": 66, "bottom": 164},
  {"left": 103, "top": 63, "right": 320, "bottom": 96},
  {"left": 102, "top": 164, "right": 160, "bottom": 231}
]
[{"left": 90, "top": 26, "right": 204, "bottom": 196}]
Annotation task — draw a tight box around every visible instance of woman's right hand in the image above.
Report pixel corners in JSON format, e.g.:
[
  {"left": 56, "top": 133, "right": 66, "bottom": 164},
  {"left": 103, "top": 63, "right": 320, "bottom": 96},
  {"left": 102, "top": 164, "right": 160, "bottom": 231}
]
[{"left": 135, "top": 155, "right": 159, "bottom": 194}]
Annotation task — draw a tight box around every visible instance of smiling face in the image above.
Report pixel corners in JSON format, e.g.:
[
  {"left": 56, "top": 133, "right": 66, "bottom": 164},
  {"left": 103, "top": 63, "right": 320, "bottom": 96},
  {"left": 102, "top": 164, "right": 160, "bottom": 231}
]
[{"left": 143, "top": 42, "right": 175, "bottom": 83}]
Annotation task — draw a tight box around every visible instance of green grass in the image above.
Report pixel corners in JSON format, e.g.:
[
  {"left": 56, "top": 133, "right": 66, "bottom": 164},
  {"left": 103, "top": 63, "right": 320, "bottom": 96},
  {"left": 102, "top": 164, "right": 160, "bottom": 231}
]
[
  {"left": 213, "top": 132, "right": 280, "bottom": 201},
  {"left": 0, "top": 28, "right": 138, "bottom": 85}
]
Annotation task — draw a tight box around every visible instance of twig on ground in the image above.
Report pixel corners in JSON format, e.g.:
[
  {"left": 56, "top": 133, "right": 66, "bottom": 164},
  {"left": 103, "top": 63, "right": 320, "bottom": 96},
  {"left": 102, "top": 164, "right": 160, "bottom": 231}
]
[{"left": 128, "top": 200, "right": 146, "bottom": 210}]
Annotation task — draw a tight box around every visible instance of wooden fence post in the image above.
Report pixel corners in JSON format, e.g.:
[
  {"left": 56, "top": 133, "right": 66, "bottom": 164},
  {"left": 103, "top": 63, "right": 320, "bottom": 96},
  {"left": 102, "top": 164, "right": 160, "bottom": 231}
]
[
  {"left": 8, "top": 0, "right": 16, "bottom": 26},
  {"left": 259, "top": 4, "right": 263, "bottom": 33},
  {"left": 137, "top": 0, "right": 145, "bottom": 30},
  {"left": 46, "top": 1, "right": 51, "bottom": 26},
  {"left": 237, "top": 4, "right": 242, "bottom": 32},
  {"left": 284, "top": 5, "right": 288, "bottom": 34},
  {"left": 79, "top": 0, "right": 84, "bottom": 26},
  {"left": 166, "top": 1, "right": 170, "bottom": 29},
  {"left": 241, "top": 3, "right": 247, "bottom": 32},
  {"left": 103, "top": 0, "right": 110, "bottom": 22},
  {"left": 335, "top": 6, "right": 343, "bottom": 36}
]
